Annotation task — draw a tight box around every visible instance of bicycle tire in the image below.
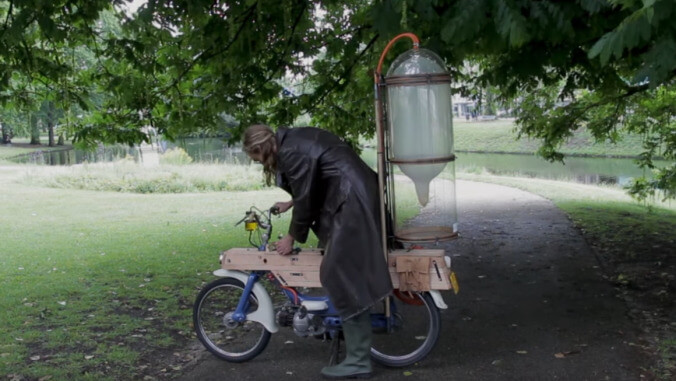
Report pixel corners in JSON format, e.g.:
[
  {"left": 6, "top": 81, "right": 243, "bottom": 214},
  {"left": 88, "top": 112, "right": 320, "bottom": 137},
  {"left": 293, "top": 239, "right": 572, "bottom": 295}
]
[
  {"left": 370, "top": 292, "right": 441, "bottom": 367},
  {"left": 193, "top": 277, "right": 271, "bottom": 362}
]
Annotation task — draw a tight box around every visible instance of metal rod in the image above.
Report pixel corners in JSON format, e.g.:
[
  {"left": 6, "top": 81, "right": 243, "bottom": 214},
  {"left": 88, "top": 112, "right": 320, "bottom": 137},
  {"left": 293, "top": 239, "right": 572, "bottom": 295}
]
[
  {"left": 384, "top": 73, "right": 452, "bottom": 86},
  {"left": 374, "top": 74, "right": 391, "bottom": 319},
  {"left": 390, "top": 154, "right": 456, "bottom": 165},
  {"left": 373, "top": 78, "right": 388, "bottom": 265},
  {"left": 374, "top": 33, "right": 422, "bottom": 320}
]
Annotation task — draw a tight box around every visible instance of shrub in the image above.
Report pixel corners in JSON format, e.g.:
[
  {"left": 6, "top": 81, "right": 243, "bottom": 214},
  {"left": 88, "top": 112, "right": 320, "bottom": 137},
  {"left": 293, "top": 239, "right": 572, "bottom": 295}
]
[
  {"left": 19, "top": 161, "right": 266, "bottom": 194},
  {"left": 159, "top": 148, "right": 193, "bottom": 165}
]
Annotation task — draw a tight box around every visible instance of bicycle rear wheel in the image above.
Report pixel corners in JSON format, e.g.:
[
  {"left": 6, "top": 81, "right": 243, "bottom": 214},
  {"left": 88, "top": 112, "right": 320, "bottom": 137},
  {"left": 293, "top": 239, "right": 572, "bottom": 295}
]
[
  {"left": 370, "top": 292, "right": 441, "bottom": 367},
  {"left": 193, "top": 277, "right": 271, "bottom": 362}
]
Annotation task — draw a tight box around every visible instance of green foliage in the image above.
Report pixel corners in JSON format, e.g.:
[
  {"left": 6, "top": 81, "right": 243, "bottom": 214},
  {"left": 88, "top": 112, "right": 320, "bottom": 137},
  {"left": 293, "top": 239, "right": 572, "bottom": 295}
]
[
  {"left": 454, "top": 0, "right": 676, "bottom": 201},
  {"left": 1, "top": 0, "right": 675, "bottom": 199},
  {"left": 587, "top": 2, "right": 653, "bottom": 66},
  {"left": 159, "top": 147, "right": 193, "bottom": 165}
]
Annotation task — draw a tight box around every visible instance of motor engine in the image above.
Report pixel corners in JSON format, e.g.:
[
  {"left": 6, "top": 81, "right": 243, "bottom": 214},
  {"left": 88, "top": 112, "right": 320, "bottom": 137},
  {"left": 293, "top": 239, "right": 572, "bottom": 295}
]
[{"left": 276, "top": 305, "right": 326, "bottom": 337}]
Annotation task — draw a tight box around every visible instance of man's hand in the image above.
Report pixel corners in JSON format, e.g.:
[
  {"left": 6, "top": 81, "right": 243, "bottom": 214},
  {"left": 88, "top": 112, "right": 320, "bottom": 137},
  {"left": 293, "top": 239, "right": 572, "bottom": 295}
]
[
  {"left": 273, "top": 200, "right": 293, "bottom": 214},
  {"left": 275, "top": 234, "right": 295, "bottom": 256}
]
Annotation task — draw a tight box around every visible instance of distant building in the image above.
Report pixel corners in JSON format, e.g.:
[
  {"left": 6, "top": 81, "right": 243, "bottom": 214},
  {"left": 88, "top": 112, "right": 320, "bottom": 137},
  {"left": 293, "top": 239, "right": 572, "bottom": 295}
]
[{"left": 452, "top": 94, "right": 475, "bottom": 119}]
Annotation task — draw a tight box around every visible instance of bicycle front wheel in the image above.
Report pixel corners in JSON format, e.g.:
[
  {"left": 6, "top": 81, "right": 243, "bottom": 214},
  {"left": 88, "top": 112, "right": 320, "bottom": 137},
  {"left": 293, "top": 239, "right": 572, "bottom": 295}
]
[
  {"left": 370, "top": 292, "right": 441, "bottom": 367},
  {"left": 193, "top": 277, "right": 271, "bottom": 362}
]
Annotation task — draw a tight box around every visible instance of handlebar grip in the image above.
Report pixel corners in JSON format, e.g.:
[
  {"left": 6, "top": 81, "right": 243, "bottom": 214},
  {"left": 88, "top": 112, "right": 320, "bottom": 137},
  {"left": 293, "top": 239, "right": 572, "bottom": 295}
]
[{"left": 270, "top": 206, "right": 280, "bottom": 215}]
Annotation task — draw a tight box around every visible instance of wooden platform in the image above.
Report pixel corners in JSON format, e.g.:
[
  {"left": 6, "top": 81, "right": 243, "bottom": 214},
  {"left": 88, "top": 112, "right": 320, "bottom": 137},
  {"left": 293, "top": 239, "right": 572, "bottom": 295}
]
[{"left": 220, "top": 247, "right": 453, "bottom": 290}]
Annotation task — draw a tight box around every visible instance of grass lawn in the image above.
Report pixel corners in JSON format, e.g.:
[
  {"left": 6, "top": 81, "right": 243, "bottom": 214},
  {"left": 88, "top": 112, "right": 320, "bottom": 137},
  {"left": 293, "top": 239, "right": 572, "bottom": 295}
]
[
  {"left": 361, "top": 119, "right": 649, "bottom": 158},
  {"left": 0, "top": 163, "right": 293, "bottom": 379},
  {"left": 453, "top": 119, "right": 650, "bottom": 157}
]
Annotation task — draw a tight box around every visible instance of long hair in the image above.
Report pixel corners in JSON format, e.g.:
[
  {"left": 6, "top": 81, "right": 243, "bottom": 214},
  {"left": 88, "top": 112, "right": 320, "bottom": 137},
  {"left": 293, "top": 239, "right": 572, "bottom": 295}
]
[{"left": 243, "top": 124, "right": 277, "bottom": 186}]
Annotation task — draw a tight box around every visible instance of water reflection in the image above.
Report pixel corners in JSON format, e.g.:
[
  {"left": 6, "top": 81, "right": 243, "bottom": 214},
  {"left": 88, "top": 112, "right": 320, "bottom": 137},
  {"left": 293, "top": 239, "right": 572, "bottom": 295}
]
[
  {"left": 164, "top": 139, "right": 250, "bottom": 163},
  {"left": 360, "top": 149, "right": 663, "bottom": 187},
  {"left": 11, "top": 145, "right": 140, "bottom": 165},
  {"left": 456, "top": 152, "right": 657, "bottom": 186}
]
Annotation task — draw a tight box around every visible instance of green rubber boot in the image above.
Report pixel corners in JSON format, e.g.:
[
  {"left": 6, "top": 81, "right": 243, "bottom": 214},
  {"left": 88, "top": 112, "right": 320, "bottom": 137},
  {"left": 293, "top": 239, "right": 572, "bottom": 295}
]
[{"left": 321, "top": 311, "right": 373, "bottom": 379}]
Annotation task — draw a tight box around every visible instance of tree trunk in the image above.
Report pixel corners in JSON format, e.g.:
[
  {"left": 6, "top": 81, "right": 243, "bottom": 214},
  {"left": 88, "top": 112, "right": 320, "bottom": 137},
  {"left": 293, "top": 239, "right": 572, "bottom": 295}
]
[
  {"left": 30, "top": 113, "right": 40, "bottom": 145},
  {"left": 1, "top": 122, "right": 11, "bottom": 144},
  {"left": 47, "top": 101, "right": 56, "bottom": 147}
]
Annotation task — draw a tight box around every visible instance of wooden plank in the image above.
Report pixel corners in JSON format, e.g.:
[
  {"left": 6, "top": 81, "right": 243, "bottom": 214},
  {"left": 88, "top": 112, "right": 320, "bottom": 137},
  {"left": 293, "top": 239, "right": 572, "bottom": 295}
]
[
  {"left": 220, "top": 247, "right": 452, "bottom": 290},
  {"left": 272, "top": 269, "right": 321, "bottom": 287},
  {"left": 388, "top": 249, "right": 452, "bottom": 290},
  {"left": 389, "top": 264, "right": 452, "bottom": 290},
  {"left": 221, "top": 248, "right": 324, "bottom": 271},
  {"left": 388, "top": 249, "right": 446, "bottom": 263}
]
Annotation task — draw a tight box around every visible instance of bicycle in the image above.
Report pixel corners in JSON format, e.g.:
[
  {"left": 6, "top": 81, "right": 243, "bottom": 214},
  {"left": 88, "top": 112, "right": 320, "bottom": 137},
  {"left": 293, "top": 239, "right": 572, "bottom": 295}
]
[{"left": 193, "top": 205, "right": 455, "bottom": 367}]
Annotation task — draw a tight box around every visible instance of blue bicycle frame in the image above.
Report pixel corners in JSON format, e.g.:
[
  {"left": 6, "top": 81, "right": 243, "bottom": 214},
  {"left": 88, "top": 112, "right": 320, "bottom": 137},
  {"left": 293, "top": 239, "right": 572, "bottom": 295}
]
[{"left": 230, "top": 270, "right": 395, "bottom": 333}]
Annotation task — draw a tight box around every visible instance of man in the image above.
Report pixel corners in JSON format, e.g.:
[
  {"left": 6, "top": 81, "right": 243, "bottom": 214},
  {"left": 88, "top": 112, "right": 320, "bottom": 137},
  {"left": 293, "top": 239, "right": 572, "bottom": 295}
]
[{"left": 243, "top": 124, "right": 392, "bottom": 379}]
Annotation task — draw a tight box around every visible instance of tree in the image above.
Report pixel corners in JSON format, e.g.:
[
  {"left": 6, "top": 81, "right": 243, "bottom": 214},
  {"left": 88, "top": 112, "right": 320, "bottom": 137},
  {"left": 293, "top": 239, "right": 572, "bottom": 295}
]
[
  {"left": 439, "top": 0, "right": 676, "bottom": 201},
  {"left": 0, "top": 0, "right": 124, "bottom": 145},
  {"left": 0, "top": 0, "right": 674, "bottom": 200},
  {"left": 102, "top": 0, "right": 676, "bottom": 200},
  {"left": 0, "top": 120, "right": 11, "bottom": 144}
]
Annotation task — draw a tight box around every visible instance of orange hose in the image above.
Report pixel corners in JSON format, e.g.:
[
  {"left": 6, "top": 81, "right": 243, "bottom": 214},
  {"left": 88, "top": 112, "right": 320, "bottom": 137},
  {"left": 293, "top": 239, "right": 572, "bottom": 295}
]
[
  {"left": 268, "top": 272, "right": 299, "bottom": 304},
  {"left": 375, "top": 33, "right": 420, "bottom": 80},
  {"left": 282, "top": 286, "right": 299, "bottom": 305}
]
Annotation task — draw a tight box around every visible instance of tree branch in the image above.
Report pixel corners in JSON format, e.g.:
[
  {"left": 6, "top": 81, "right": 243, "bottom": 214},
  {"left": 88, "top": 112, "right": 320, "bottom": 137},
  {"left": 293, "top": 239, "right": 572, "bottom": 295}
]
[
  {"left": 278, "top": 2, "right": 307, "bottom": 63},
  {"left": 0, "top": 0, "right": 13, "bottom": 39},
  {"left": 257, "top": 3, "right": 308, "bottom": 87},
  {"left": 161, "top": 2, "right": 257, "bottom": 95},
  {"left": 306, "top": 33, "right": 379, "bottom": 113}
]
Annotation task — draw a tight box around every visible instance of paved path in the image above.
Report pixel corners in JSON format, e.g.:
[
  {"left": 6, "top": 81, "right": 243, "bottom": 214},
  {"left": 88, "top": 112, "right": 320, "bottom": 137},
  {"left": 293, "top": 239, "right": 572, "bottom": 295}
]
[{"left": 178, "top": 180, "right": 646, "bottom": 380}]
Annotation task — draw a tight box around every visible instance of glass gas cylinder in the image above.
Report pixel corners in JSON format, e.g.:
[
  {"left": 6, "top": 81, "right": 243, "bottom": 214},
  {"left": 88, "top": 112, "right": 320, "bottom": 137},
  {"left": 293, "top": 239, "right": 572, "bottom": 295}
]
[{"left": 384, "top": 48, "right": 458, "bottom": 242}]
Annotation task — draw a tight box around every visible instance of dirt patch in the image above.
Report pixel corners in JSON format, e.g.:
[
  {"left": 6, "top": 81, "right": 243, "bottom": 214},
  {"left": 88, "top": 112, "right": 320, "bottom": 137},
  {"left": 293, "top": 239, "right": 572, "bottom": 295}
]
[{"left": 585, "top": 225, "right": 676, "bottom": 379}]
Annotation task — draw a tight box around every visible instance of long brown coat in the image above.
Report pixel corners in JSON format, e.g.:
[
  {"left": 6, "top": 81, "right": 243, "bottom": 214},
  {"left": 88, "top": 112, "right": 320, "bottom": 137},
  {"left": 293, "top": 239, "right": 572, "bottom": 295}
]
[{"left": 275, "top": 127, "right": 392, "bottom": 319}]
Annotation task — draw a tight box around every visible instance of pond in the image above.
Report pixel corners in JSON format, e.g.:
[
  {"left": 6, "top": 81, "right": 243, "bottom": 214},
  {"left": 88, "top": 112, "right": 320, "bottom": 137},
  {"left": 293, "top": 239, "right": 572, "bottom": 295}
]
[
  {"left": 456, "top": 152, "right": 653, "bottom": 186},
  {"left": 7, "top": 139, "right": 248, "bottom": 166},
  {"left": 9, "top": 145, "right": 140, "bottom": 166},
  {"left": 359, "top": 149, "right": 662, "bottom": 187},
  {"left": 9, "top": 138, "right": 665, "bottom": 187}
]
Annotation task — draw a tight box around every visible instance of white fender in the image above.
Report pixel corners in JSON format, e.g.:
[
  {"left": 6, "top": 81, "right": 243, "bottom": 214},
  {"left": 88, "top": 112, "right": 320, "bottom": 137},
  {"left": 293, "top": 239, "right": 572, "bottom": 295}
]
[
  {"left": 428, "top": 290, "right": 448, "bottom": 310},
  {"left": 213, "top": 269, "right": 279, "bottom": 333}
]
